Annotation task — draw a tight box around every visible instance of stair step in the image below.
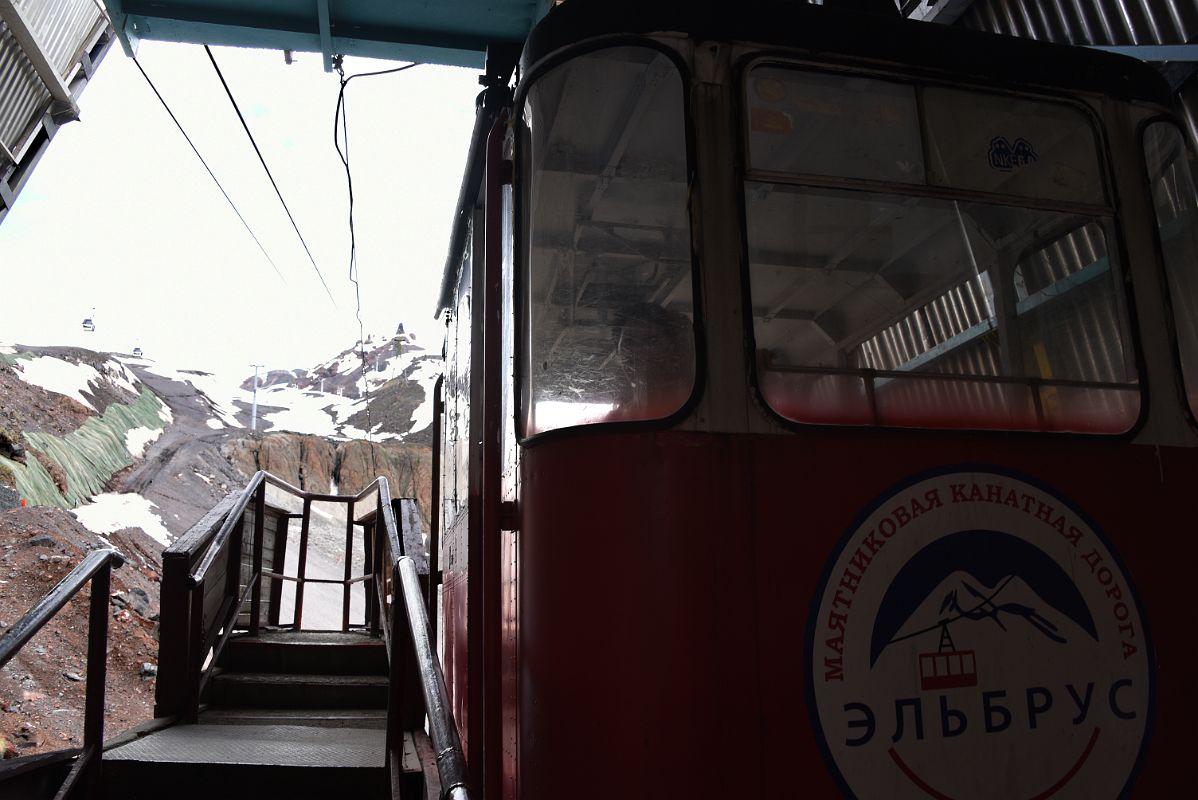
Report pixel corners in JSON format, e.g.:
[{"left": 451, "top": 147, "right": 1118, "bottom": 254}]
[
  {"left": 209, "top": 672, "right": 389, "bottom": 710},
  {"left": 220, "top": 630, "right": 387, "bottom": 676},
  {"left": 198, "top": 708, "right": 388, "bottom": 729},
  {"left": 102, "top": 723, "right": 390, "bottom": 800}
]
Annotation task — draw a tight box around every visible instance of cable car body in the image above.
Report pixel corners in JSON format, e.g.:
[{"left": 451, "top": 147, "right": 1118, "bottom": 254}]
[
  {"left": 432, "top": 2, "right": 1198, "bottom": 797},
  {"left": 82, "top": 318, "right": 95, "bottom": 332}
]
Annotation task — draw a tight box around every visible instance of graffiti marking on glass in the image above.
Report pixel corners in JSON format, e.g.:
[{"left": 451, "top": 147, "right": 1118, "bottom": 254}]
[{"left": 989, "top": 136, "right": 1038, "bottom": 172}]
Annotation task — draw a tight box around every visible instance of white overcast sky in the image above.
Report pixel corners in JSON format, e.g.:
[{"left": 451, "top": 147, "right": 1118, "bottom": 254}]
[{"left": 0, "top": 40, "right": 480, "bottom": 378}]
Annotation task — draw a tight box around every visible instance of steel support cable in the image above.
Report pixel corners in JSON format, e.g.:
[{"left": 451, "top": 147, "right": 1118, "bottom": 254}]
[
  {"left": 333, "top": 60, "right": 419, "bottom": 441},
  {"left": 131, "top": 57, "right": 288, "bottom": 284},
  {"left": 204, "top": 45, "right": 337, "bottom": 305}
]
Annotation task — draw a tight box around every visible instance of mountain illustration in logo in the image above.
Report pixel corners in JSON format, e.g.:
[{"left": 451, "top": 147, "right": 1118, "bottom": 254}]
[{"left": 870, "top": 530, "right": 1098, "bottom": 668}]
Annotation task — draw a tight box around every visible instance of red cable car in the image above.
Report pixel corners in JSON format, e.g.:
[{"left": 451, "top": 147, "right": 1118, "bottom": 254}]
[{"left": 431, "top": 1, "right": 1198, "bottom": 797}]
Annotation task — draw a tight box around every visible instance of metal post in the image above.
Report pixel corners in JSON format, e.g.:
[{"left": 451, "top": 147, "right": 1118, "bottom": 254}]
[
  {"left": 343, "top": 500, "right": 356, "bottom": 632},
  {"left": 386, "top": 567, "right": 407, "bottom": 791},
  {"left": 83, "top": 564, "right": 111, "bottom": 792},
  {"left": 226, "top": 509, "right": 245, "bottom": 612},
  {"left": 249, "top": 482, "right": 266, "bottom": 635},
  {"left": 369, "top": 493, "right": 384, "bottom": 637},
  {"left": 428, "top": 376, "right": 444, "bottom": 640},
  {"left": 363, "top": 520, "right": 376, "bottom": 634},
  {"left": 268, "top": 514, "right": 289, "bottom": 627},
  {"left": 294, "top": 498, "right": 312, "bottom": 629},
  {"left": 249, "top": 364, "right": 262, "bottom": 431},
  {"left": 188, "top": 584, "right": 205, "bottom": 722}
]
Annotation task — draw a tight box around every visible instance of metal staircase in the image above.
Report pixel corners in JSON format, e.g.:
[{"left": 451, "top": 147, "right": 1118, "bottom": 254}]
[
  {"left": 102, "top": 630, "right": 402, "bottom": 799},
  {"left": 0, "top": 472, "right": 467, "bottom": 800}
]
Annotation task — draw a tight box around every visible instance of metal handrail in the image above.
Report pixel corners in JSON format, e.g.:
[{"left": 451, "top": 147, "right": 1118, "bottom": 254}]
[
  {"left": 190, "top": 470, "right": 303, "bottom": 587},
  {"left": 175, "top": 469, "right": 468, "bottom": 797},
  {"left": 0, "top": 549, "right": 124, "bottom": 663},
  {"left": 396, "top": 556, "right": 470, "bottom": 800},
  {"left": 0, "top": 547, "right": 124, "bottom": 799},
  {"left": 373, "top": 479, "right": 471, "bottom": 800}
]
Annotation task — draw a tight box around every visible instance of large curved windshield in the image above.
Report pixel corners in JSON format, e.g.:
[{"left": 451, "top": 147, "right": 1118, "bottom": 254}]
[
  {"left": 744, "top": 66, "right": 1138, "bottom": 433},
  {"left": 521, "top": 46, "right": 695, "bottom": 437}
]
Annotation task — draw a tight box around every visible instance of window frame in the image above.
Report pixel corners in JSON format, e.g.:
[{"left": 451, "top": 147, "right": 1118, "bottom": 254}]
[
  {"left": 1137, "top": 114, "right": 1198, "bottom": 433},
  {"left": 735, "top": 54, "right": 1147, "bottom": 438},
  {"left": 513, "top": 36, "right": 705, "bottom": 444}
]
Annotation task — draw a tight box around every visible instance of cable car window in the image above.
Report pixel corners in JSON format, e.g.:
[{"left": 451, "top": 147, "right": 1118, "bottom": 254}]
[
  {"left": 521, "top": 46, "right": 694, "bottom": 437},
  {"left": 743, "top": 65, "right": 1137, "bottom": 432},
  {"left": 923, "top": 87, "right": 1106, "bottom": 205},
  {"left": 747, "top": 69, "right": 924, "bottom": 184},
  {"left": 1143, "top": 121, "right": 1198, "bottom": 418}
]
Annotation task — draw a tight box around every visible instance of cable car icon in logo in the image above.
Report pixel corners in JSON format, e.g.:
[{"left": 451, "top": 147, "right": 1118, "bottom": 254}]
[
  {"left": 918, "top": 625, "right": 976, "bottom": 691},
  {"left": 870, "top": 530, "right": 1098, "bottom": 698}
]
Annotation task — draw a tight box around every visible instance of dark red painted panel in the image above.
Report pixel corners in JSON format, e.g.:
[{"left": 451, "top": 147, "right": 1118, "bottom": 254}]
[
  {"left": 444, "top": 568, "right": 470, "bottom": 757},
  {"left": 513, "top": 428, "right": 1196, "bottom": 799}
]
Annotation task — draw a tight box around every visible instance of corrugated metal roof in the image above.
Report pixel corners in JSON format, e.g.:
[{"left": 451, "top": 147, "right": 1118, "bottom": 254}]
[
  {"left": 1, "top": 0, "right": 105, "bottom": 162},
  {"left": 958, "top": 0, "right": 1198, "bottom": 157},
  {"left": 959, "top": 0, "right": 1197, "bottom": 46},
  {"left": 0, "top": 16, "right": 47, "bottom": 164},
  {"left": 1, "top": 1, "right": 112, "bottom": 224},
  {"left": 18, "top": 0, "right": 108, "bottom": 77}
]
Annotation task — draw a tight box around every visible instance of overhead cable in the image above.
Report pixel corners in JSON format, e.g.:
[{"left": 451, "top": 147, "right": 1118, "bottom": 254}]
[
  {"left": 204, "top": 45, "right": 337, "bottom": 305},
  {"left": 131, "top": 56, "right": 288, "bottom": 284},
  {"left": 333, "top": 58, "right": 420, "bottom": 441}
]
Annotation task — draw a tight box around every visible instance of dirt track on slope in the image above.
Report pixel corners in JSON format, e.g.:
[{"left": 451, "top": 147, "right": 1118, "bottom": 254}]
[{"left": 115, "top": 364, "right": 248, "bottom": 533}]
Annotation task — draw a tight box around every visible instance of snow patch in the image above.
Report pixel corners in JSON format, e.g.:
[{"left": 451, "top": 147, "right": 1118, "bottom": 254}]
[
  {"left": 15, "top": 356, "right": 103, "bottom": 410},
  {"left": 72, "top": 493, "right": 174, "bottom": 547},
  {"left": 136, "top": 363, "right": 244, "bottom": 428},
  {"left": 0, "top": 343, "right": 15, "bottom": 355},
  {"left": 405, "top": 359, "right": 442, "bottom": 435},
  {"left": 206, "top": 418, "right": 224, "bottom": 430},
  {"left": 125, "top": 426, "right": 161, "bottom": 459},
  {"left": 258, "top": 385, "right": 344, "bottom": 437},
  {"left": 102, "top": 358, "right": 141, "bottom": 396}
]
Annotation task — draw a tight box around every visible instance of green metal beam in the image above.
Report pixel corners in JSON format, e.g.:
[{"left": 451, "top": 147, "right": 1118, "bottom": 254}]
[{"left": 101, "top": 1, "right": 543, "bottom": 68}]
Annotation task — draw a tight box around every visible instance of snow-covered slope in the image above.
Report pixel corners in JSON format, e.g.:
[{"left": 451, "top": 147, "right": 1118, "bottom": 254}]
[
  {"left": 1, "top": 328, "right": 441, "bottom": 544},
  {"left": 126, "top": 331, "right": 441, "bottom": 443},
  {"left": 0, "top": 345, "right": 176, "bottom": 541}
]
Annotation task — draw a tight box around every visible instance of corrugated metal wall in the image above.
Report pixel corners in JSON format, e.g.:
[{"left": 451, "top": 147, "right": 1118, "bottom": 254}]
[
  {"left": 0, "top": 15, "right": 44, "bottom": 163},
  {"left": 960, "top": 0, "right": 1197, "bottom": 45},
  {"left": 0, "top": 0, "right": 106, "bottom": 166},
  {"left": 19, "top": 0, "right": 106, "bottom": 76},
  {"left": 957, "top": 0, "right": 1198, "bottom": 145}
]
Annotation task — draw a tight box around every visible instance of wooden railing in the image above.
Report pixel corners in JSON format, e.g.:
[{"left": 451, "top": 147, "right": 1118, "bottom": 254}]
[{"left": 0, "top": 548, "right": 125, "bottom": 799}]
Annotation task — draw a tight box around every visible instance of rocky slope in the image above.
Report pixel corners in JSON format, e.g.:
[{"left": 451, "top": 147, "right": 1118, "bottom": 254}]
[
  {"left": 0, "top": 334, "right": 441, "bottom": 760},
  {"left": 1, "top": 507, "right": 164, "bottom": 759}
]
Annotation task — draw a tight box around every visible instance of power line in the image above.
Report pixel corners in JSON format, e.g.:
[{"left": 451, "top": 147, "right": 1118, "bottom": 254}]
[
  {"left": 333, "top": 58, "right": 420, "bottom": 441},
  {"left": 131, "top": 56, "right": 288, "bottom": 284},
  {"left": 204, "top": 45, "right": 337, "bottom": 305}
]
